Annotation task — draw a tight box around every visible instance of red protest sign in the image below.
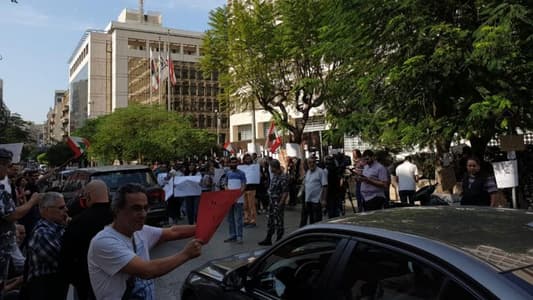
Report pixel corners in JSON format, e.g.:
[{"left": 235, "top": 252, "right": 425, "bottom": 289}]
[{"left": 195, "top": 189, "right": 241, "bottom": 244}]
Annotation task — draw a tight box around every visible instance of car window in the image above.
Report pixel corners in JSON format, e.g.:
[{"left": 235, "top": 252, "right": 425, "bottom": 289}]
[
  {"left": 250, "top": 235, "right": 342, "bottom": 299},
  {"left": 92, "top": 170, "right": 157, "bottom": 191},
  {"left": 339, "top": 242, "right": 476, "bottom": 300},
  {"left": 62, "top": 176, "right": 82, "bottom": 193}
]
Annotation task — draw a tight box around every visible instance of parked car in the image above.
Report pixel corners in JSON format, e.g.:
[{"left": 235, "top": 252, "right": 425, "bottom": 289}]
[
  {"left": 182, "top": 207, "right": 533, "bottom": 300},
  {"left": 60, "top": 165, "right": 166, "bottom": 225}
]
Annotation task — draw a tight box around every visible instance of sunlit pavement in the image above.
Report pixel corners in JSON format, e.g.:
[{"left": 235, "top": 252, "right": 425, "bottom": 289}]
[{"left": 152, "top": 203, "right": 357, "bottom": 299}]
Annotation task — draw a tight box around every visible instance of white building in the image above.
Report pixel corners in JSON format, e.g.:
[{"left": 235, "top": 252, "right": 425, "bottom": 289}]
[{"left": 68, "top": 9, "right": 228, "bottom": 138}]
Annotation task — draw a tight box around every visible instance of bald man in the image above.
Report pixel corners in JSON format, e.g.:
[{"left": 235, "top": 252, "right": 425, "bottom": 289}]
[{"left": 59, "top": 180, "right": 114, "bottom": 300}]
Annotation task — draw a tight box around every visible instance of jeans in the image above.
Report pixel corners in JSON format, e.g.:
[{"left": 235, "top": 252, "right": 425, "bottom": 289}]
[
  {"left": 399, "top": 190, "right": 416, "bottom": 205},
  {"left": 227, "top": 203, "right": 244, "bottom": 240},
  {"left": 185, "top": 196, "right": 200, "bottom": 225}
]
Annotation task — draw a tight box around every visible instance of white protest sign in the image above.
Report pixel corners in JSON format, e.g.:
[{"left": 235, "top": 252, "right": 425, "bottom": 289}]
[
  {"left": 173, "top": 175, "right": 202, "bottom": 196},
  {"left": 227, "top": 178, "right": 243, "bottom": 190},
  {"left": 157, "top": 172, "right": 168, "bottom": 187},
  {"left": 247, "top": 143, "right": 260, "bottom": 154},
  {"left": 286, "top": 143, "right": 302, "bottom": 158},
  {"left": 492, "top": 160, "right": 518, "bottom": 188},
  {"left": 213, "top": 168, "right": 225, "bottom": 190},
  {"left": 0, "top": 143, "right": 23, "bottom": 163},
  {"left": 163, "top": 181, "right": 174, "bottom": 200},
  {"left": 237, "top": 164, "right": 260, "bottom": 184}
]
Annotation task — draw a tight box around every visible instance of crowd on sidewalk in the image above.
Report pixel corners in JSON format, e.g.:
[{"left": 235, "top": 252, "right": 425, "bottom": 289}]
[{"left": 1, "top": 144, "right": 506, "bottom": 299}]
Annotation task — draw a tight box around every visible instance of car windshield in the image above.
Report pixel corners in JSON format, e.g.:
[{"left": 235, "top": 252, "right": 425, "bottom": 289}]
[{"left": 92, "top": 170, "right": 157, "bottom": 191}]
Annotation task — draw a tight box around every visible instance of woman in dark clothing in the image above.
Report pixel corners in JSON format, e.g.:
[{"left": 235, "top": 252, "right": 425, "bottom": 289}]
[{"left": 461, "top": 156, "right": 498, "bottom": 206}]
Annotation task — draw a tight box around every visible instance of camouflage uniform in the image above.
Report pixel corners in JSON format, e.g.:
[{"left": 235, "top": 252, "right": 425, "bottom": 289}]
[
  {"left": 267, "top": 173, "right": 289, "bottom": 240},
  {"left": 0, "top": 185, "right": 21, "bottom": 275}
]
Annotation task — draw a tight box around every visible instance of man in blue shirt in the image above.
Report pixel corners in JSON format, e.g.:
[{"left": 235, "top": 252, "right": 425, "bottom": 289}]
[
  {"left": 223, "top": 157, "right": 246, "bottom": 244},
  {"left": 359, "top": 150, "right": 390, "bottom": 211}
]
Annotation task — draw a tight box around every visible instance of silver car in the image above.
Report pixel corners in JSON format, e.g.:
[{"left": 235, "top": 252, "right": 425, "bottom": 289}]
[{"left": 182, "top": 206, "right": 532, "bottom": 300}]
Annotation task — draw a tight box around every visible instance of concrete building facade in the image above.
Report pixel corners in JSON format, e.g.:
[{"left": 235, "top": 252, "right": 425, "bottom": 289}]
[
  {"left": 44, "top": 90, "right": 70, "bottom": 144},
  {"left": 67, "top": 9, "right": 228, "bottom": 140}
]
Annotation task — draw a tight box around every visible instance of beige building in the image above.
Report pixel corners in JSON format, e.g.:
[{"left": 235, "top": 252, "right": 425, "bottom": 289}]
[
  {"left": 44, "top": 90, "right": 69, "bottom": 144},
  {"left": 67, "top": 9, "right": 228, "bottom": 140}
]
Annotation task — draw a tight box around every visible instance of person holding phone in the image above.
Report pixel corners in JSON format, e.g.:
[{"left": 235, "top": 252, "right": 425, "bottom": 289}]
[{"left": 358, "top": 150, "right": 390, "bottom": 211}]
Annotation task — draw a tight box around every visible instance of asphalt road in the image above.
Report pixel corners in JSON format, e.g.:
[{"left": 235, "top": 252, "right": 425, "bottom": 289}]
[{"left": 151, "top": 203, "right": 357, "bottom": 299}]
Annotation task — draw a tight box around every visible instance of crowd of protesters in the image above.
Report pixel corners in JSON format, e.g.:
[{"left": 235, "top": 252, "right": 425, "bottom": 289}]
[{"left": 0, "top": 144, "right": 515, "bottom": 299}]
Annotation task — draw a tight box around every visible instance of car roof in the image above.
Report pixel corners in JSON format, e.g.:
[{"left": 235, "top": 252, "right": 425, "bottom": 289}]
[
  {"left": 319, "top": 206, "right": 533, "bottom": 272},
  {"left": 73, "top": 165, "right": 151, "bottom": 173}
]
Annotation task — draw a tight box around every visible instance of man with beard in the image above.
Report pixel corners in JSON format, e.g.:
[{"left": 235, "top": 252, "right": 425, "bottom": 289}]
[
  {"left": 223, "top": 157, "right": 247, "bottom": 244},
  {"left": 88, "top": 183, "right": 202, "bottom": 300},
  {"left": 258, "top": 160, "right": 289, "bottom": 246}
]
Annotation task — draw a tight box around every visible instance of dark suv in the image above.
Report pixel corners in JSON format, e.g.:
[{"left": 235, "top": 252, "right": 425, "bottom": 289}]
[{"left": 60, "top": 165, "right": 166, "bottom": 226}]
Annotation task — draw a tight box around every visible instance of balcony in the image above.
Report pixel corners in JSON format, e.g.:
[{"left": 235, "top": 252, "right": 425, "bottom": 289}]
[
  {"left": 62, "top": 105, "right": 69, "bottom": 112},
  {"left": 61, "top": 117, "right": 69, "bottom": 124}
]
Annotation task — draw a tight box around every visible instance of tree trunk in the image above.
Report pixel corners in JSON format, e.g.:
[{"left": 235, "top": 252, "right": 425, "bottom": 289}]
[{"left": 469, "top": 136, "right": 490, "bottom": 158}]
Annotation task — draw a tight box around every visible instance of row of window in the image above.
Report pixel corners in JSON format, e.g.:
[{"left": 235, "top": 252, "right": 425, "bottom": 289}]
[
  {"left": 70, "top": 44, "right": 89, "bottom": 77},
  {"left": 127, "top": 38, "right": 200, "bottom": 56}
]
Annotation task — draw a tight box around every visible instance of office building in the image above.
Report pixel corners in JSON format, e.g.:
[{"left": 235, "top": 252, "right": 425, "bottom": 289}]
[{"left": 68, "top": 9, "right": 228, "bottom": 140}]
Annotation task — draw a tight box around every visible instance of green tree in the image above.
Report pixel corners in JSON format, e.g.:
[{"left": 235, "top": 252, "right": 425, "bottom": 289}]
[
  {"left": 0, "top": 113, "right": 33, "bottom": 144},
  {"left": 324, "top": 0, "right": 532, "bottom": 156},
  {"left": 46, "top": 143, "right": 75, "bottom": 167},
  {"left": 202, "top": 0, "right": 341, "bottom": 143},
  {"left": 75, "top": 105, "right": 216, "bottom": 164}
]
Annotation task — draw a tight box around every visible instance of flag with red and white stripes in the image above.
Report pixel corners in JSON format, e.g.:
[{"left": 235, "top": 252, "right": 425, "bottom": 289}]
[{"left": 149, "top": 48, "right": 159, "bottom": 91}]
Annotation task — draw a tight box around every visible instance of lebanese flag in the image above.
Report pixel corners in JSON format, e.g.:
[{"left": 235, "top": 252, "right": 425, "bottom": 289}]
[
  {"left": 168, "top": 58, "right": 176, "bottom": 86},
  {"left": 266, "top": 121, "right": 282, "bottom": 153},
  {"left": 66, "top": 136, "right": 90, "bottom": 158},
  {"left": 196, "top": 189, "right": 242, "bottom": 244},
  {"left": 149, "top": 48, "right": 159, "bottom": 91},
  {"left": 223, "top": 141, "right": 235, "bottom": 154}
]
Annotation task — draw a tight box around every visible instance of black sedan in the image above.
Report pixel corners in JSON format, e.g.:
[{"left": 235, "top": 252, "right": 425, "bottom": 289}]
[{"left": 182, "top": 206, "right": 533, "bottom": 300}]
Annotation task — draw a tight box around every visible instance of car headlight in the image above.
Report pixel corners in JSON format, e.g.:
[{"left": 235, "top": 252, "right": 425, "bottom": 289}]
[{"left": 187, "top": 274, "right": 203, "bottom": 284}]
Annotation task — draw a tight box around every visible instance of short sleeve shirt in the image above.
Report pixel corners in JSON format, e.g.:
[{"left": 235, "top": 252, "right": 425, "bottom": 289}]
[
  {"left": 304, "top": 168, "right": 327, "bottom": 203},
  {"left": 226, "top": 169, "right": 247, "bottom": 203},
  {"left": 395, "top": 161, "right": 419, "bottom": 191},
  {"left": 361, "top": 162, "right": 389, "bottom": 201},
  {"left": 88, "top": 225, "right": 163, "bottom": 300},
  {"left": 268, "top": 174, "right": 289, "bottom": 202}
]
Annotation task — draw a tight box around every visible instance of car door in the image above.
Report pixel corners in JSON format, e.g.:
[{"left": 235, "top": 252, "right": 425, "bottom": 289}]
[
  {"left": 241, "top": 233, "right": 349, "bottom": 300},
  {"left": 330, "top": 239, "right": 485, "bottom": 300}
]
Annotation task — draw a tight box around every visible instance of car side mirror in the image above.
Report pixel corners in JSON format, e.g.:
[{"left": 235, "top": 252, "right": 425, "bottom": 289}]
[{"left": 222, "top": 264, "right": 249, "bottom": 291}]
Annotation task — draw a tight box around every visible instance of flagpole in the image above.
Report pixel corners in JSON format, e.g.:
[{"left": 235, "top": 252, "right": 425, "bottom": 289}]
[
  {"left": 167, "top": 30, "right": 171, "bottom": 112},
  {"left": 158, "top": 36, "right": 162, "bottom": 106},
  {"left": 148, "top": 44, "right": 152, "bottom": 104}
]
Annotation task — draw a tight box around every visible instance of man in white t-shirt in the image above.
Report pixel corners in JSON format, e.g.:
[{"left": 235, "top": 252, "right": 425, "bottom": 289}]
[
  {"left": 88, "top": 183, "right": 202, "bottom": 300},
  {"left": 395, "top": 156, "right": 419, "bottom": 205}
]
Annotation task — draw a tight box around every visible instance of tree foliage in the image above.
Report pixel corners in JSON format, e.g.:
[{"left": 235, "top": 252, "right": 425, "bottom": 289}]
[
  {"left": 0, "top": 113, "right": 34, "bottom": 144},
  {"left": 73, "top": 105, "right": 216, "bottom": 164},
  {"left": 323, "top": 0, "right": 532, "bottom": 156},
  {"left": 202, "top": 0, "right": 341, "bottom": 143}
]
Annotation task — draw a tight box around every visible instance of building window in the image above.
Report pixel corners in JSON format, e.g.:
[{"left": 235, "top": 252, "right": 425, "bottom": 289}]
[
  {"left": 238, "top": 124, "right": 252, "bottom": 141},
  {"left": 263, "top": 122, "right": 272, "bottom": 139}
]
